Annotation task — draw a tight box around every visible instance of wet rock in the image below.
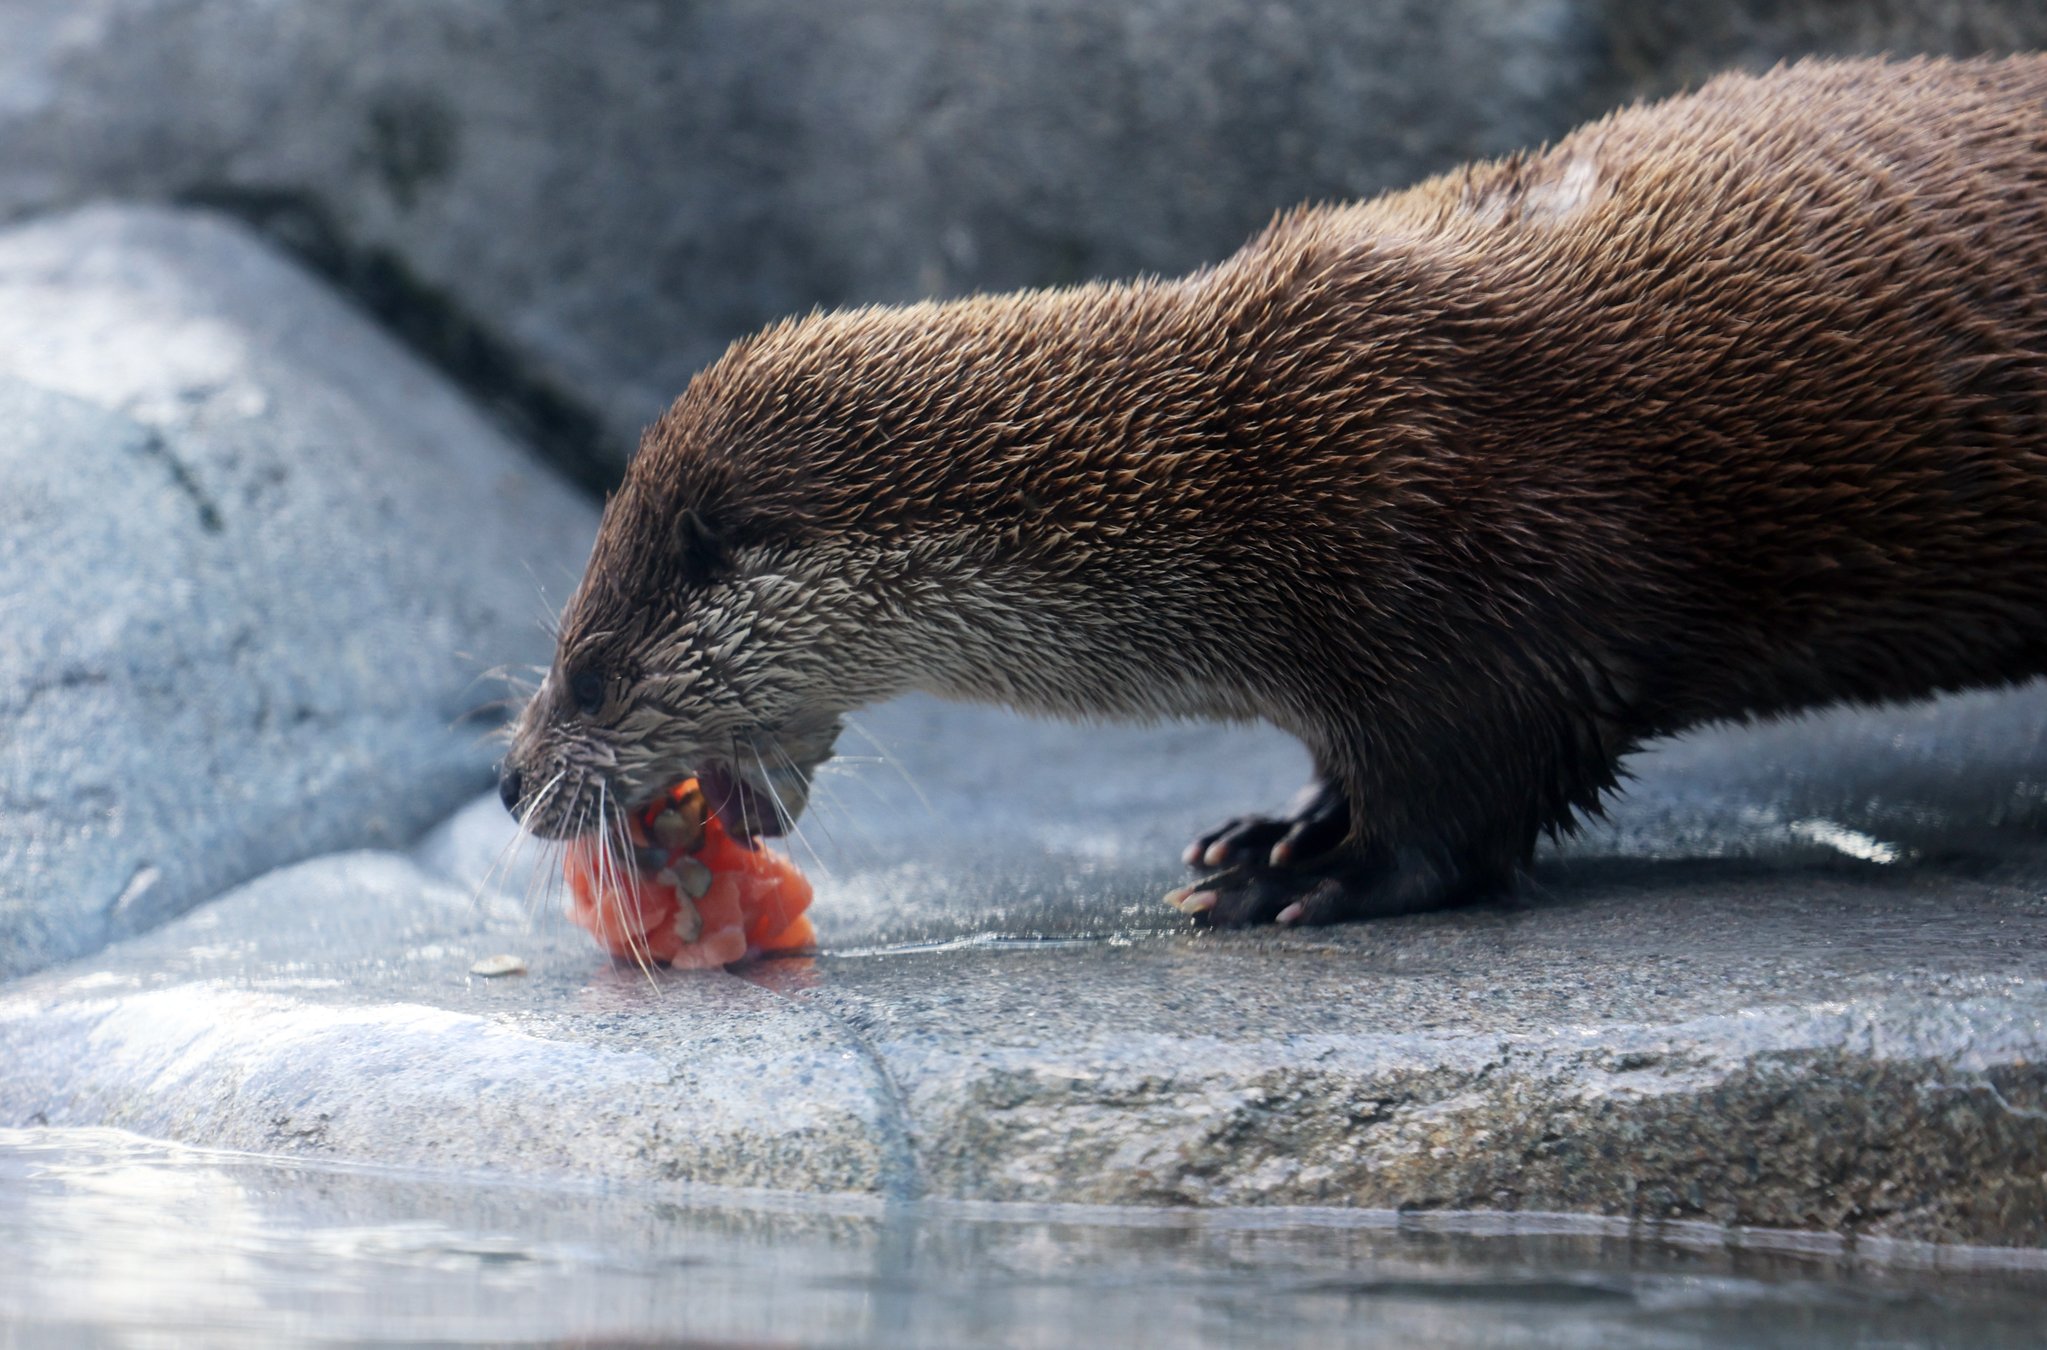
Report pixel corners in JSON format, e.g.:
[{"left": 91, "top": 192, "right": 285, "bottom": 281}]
[
  {"left": 759, "top": 688, "right": 2047, "bottom": 1244},
  {"left": 0, "top": 851, "right": 899, "bottom": 1195},
  {"left": 0, "top": 205, "right": 596, "bottom": 978},
  {"left": 760, "top": 905, "right": 2047, "bottom": 1244},
  {"left": 16, "top": 2, "right": 2042, "bottom": 482},
  {"left": 7, "top": 689, "right": 2047, "bottom": 1244}
]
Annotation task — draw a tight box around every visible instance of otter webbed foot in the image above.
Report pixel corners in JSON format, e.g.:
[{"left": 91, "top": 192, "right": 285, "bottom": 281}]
[
  {"left": 1172, "top": 779, "right": 1516, "bottom": 926},
  {"left": 1165, "top": 842, "right": 1492, "bottom": 928},
  {"left": 1184, "top": 778, "right": 1349, "bottom": 870},
  {"left": 1166, "top": 845, "right": 1457, "bottom": 927}
]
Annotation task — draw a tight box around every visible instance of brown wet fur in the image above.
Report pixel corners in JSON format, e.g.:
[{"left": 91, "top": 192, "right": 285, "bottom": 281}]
[{"left": 520, "top": 56, "right": 2047, "bottom": 926}]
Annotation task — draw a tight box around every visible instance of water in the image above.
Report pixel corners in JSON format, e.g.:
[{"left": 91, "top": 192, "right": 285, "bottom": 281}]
[{"left": 4, "top": 1129, "right": 2046, "bottom": 1348}]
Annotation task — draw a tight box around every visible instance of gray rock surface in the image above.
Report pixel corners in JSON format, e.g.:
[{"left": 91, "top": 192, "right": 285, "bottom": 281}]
[
  {"left": 0, "top": 205, "right": 597, "bottom": 978},
  {"left": 6, "top": 688, "right": 2046, "bottom": 1245},
  {"left": 0, "top": 854, "right": 899, "bottom": 1195},
  {"left": 4, "top": 1, "right": 2041, "bottom": 479}
]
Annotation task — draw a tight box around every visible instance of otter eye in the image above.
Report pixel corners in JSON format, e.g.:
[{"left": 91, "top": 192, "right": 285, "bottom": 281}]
[
  {"left": 567, "top": 669, "right": 606, "bottom": 717},
  {"left": 678, "top": 508, "right": 734, "bottom": 586}
]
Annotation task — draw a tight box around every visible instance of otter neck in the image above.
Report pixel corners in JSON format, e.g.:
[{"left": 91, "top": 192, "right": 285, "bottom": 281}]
[{"left": 843, "top": 254, "right": 1452, "bottom": 730}]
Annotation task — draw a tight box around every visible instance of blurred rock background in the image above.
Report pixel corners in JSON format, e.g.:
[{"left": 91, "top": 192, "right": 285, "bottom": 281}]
[{"left": 4, "top": 0, "right": 2044, "bottom": 490}]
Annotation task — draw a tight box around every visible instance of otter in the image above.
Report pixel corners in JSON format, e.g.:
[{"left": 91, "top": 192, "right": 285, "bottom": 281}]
[{"left": 501, "top": 56, "right": 2047, "bottom": 928}]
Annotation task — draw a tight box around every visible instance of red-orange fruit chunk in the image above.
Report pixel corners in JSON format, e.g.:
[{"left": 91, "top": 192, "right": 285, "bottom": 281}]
[{"left": 562, "top": 778, "right": 815, "bottom": 967}]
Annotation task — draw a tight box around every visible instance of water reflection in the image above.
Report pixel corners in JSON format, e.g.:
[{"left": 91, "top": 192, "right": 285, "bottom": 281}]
[{"left": 4, "top": 1127, "right": 2047, "bottom": 1348}]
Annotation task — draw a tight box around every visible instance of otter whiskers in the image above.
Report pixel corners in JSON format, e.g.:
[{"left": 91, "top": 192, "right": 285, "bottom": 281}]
[{"left": 746, "top": 735, "right": 833, "bottom": 884}]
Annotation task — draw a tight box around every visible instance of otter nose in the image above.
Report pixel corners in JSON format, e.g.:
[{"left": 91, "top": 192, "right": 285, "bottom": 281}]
[{"left": 498, "top": 764, "right": 524, "bottom": 817}]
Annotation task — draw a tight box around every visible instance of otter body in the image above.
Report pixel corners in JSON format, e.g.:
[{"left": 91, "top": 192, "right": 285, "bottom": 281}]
[{"left": 505, "top": 56, "right": 2047, "bottom": 926}]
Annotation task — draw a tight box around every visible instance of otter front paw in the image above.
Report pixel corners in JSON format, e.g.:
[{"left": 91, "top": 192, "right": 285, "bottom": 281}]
[
  {"left": 1184, "top": 779, "right": 1349, "bottom": 870},
  {"left": 1164, "top": 844, "right": 1469, "bottom": 928}
]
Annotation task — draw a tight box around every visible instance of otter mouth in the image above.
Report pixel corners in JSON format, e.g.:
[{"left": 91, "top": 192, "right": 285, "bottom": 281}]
[
  {"left": 638, "top": 761, "right": 788, "bottom": 842},
  {"left": 573, "top": 717, "right": 839, "bottom": 849}
]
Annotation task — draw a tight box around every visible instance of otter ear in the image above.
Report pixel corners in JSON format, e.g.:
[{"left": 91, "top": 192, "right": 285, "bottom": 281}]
[{"left": 677, "top": 506, "right": 736, "bottom": 586}]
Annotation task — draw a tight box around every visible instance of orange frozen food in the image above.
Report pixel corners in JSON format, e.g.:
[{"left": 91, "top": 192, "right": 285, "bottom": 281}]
[{"left": 563, "top": 777, "right": 814, "bottom": 968}]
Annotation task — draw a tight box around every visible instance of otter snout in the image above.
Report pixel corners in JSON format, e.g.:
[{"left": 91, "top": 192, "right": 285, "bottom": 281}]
[
  {"left": 498, "top": 763, "right": 524, "bottom": 817},
  {"left": 498, "top": 702, "right": 845, "bottom": 844}
]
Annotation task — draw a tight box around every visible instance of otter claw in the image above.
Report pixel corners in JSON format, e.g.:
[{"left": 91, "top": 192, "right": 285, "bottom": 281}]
[
  {"left": 1189, "top": 779, "right": 1350, "bottom": 872},
  {"left": 1176, "top": 847, "right": 1491, "bottom": 929}
]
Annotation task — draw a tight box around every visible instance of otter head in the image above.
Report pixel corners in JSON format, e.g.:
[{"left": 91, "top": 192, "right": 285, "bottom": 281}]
[
  {"left": 498, "top": 452, "right": 861, "bottom": 844},
  {"left": 496, "top": 308, "right": 987, "bottom": 845},
  {"left": 499, "top": 284, "right": 1227, "bottom": 846}
]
